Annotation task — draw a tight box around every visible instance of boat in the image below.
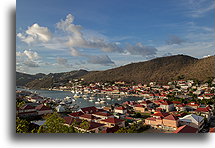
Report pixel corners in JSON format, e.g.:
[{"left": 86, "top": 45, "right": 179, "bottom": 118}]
[
  {"left": 95, "top": 102, "right": 100, "bottom": 104},
  {"left": 100, "top": 97, "right": 106, "bottom": 101},
  {"left": 89, "top": 97, "right": 95, "bottom": 100},
  {"left": 100, "top": 100, "right": 106, "bottom": 104},
  {"left": 89, "top": 100, "right": 94, "bottom": 102},
  {"left": 84, "top": 97, "right": 89, "bottom": 100},
  {"left": 106, "top": 97, "right": 112, "bottom": 100},
  {"left": 73, "top": 94, "right": 81, "bottom": 98},
  {"left": 117, "top": 98, "right": 122, "bottom": 101}
]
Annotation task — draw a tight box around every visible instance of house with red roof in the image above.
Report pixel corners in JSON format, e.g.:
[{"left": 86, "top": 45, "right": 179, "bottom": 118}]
[
  {"left": 68, "top": 111, "right": 84, "bottom": 118},
  {"left": 186, "top": 102, "right": 199, "bottom": 110},
  {"left": 162, "top": 114, "right": 179, "bottom": 130},
  {"left": 35, "top": 104, "right": 53, "bottom": 115},
  {"left": 80, "top": 106, "right": 98, "bottom": 114},
  {"left": 92, "top": 112, "right": 114, "bottom": 120},
  {"left": 100, "top": 117, "right": 125, "bottom": 128},
  {"left": 63, "top": 116, "right": 82, "bottom": 126},
  {"left": 173, "top": 125, "right": 198, "bottom": 133},
  {"left": 194, "top": 107, "right": 212, "bottom": 120},
  {"left": 17, "top": 104, "right": 37, "bottom": 117},
  {"left": 101, "top": 126, "right": 120, "bottom": 133},
  {"left": 209, "top": 127, "right": 215, "bottom": 133},
  {"left": 175, "top": 103, "right": 186, "bottom": 111},
  {"left": 114, "top": 106, "right": 127, "bottom": 114},
  {"left": 140, "top": 100, "right": 153, "bottom": 108},
  {"left": 79, "top": 114, "right": 101, "bottom": 122},
  {"left": 145, "top": 117, "right": 163, "bottom": 129},
  {"left": 133, "top": 104, "right": 146, "bottom": 113},
  {"left": 159, "top": 100, "right": 174, "bottom": 112},
  {"left": 74, "top": 121, "right": 105, "bottom": 133}
]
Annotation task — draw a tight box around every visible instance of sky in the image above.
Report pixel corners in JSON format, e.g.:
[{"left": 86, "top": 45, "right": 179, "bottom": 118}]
[{"left": 16, "top": 0, "right": 214, "bottom": 74}]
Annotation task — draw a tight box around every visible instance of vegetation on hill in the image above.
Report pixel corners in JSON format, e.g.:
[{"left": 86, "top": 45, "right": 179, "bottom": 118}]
[
  {"left": 16, "top": 55, "right": 215, "bottom": 88},
  {"left": 16, "top": 72, "right": 45, "bottom": 86},
  {"left": 82, "top": 55, "right": 214, "bottom": 84}
]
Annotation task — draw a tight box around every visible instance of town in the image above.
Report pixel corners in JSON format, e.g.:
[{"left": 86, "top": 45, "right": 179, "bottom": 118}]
[{"left": 16, "top": 78, "right": 215, "bottom": 133}]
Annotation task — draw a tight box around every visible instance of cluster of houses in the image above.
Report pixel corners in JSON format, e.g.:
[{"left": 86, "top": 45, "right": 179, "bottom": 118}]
[{"left": 16, "top": 78, "right": 215, "bottom": 133}]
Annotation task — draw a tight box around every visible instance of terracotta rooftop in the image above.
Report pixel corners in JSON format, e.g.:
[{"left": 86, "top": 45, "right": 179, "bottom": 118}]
[
  {"left": 195, "top": 107, "right": 210, "bottom": 112},
  {"left": 68, "top": 111, "right": 84, "bottom": 117},
  {"left": 152, "top": 112, "right": 170, "bottom": 118},
  {"left": 101, "top": 117, "right": 124, "bottom": 124},
  {"left": 19, "top": 104, "right": 35, "bottom": 110},
  {"left": 79, "top": 114, "right": 100, "bottom": 120},
  {"left": 81, "top": 106, "right": 98, "bottom": 114},
  {"left": 173, "top": 125, "right": 198, "bottom": 133},
  {"left": 93, "top": 111, "right": 112, "bottom": 117},
  {"left": 163, "top": 114, "right": 179, "bottom": 121},
  {"left": 115, "top": 106, "right": 126, "bottom": 110},
  {"left": 35, "top": 104, "right": 51, "bottom": 111},
  {"left": 63, "top": 116, "right": 82, "bottom": 125}
]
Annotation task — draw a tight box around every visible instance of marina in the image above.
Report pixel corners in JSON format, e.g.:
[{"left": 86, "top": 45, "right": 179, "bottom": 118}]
[{"left": 16, "top": 87, "right": 144, "bottom": 109}]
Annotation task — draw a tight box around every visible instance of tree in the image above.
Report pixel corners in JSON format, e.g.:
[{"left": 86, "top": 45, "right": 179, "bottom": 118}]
[
  {"left": 16, "top": 117, "right": 29, "bottom": 133},
  {"left": 79, "top": 121, "right": 90, "bottom": 130},
  {"left": 37, "top": 112, "right": 75, "bottom": 133}
]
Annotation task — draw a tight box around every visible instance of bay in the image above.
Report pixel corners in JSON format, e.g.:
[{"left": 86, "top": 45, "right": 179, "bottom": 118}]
[{"left": 16, "top": 87, "right": 144, "bottom": 108}]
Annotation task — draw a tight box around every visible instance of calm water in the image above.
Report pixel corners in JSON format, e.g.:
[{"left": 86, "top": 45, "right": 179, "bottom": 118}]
[{"left": 16, "top": 87, "right": 144, "bottom": 108}]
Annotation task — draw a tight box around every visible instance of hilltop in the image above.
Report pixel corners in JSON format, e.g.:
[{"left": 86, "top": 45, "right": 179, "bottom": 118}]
[
  {"left": 16, "top": 54, "right": 215, "bottom": 88},
  {"left": 82, "top": 55, "right": 215, "bottom": 84}
]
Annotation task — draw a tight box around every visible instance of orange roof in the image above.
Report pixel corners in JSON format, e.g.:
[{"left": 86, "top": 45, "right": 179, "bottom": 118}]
[
  {"left": 101, "top": 117, "right": 124, "bottom": 124},
  {"left": 115, "top": 106, "right": 126, "bottom": 110},
  {"left": 209, "top": 128, "right": 215, "bottom": 133},
  {"left": 152, "top": 112, "right": 169, "bottom": 118},
  {"left": 173, "top": 125, "right": 198, "bottom": 133},
  {"left": 163, "top": 114, "right": 179, "bottom": 121}
]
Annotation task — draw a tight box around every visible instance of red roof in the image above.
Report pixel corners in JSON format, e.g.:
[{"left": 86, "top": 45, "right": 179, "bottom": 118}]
[
  {"left": 63, "top": 116, "right": 82, "bottom": 125},
  {"left": 35, "top": 104, "right": 51, "bottom": 111},
  {"left": 195, "top": 107, "right": 210, "bottom": 112},
  {"left": 152, "top": 112, "right": 169, "bottom": 118},
  {"left": 145, "top": 117, "right": 156, "bottom": 121},
  {"left": 172, "top": 101, "right": 181, "bottom": 104},
  {"left": 101, "top": 117, "right": 124, "bottom": 124},
  {"left": 115, "top": 106, "right": 126, "bottom": 110},
  {"left": 160, "top": 100, "right": 173, "bottom": 105},
  {"left": 173, "top": 125, "right": 198, "bottom": 133},
  {"left": 93, "top": 111, "right": 111, "bottom": 117},
  {"left": 140, "top": 100, "right": 153, "bottom": 105},
  {"left": 19, "top": 104, "right": 35, "bottom": 110},
  {"left": 80, "top": 114, "right": 100, "bottom": 120},
  {"left": 81, "top": 106, "right": 98, "bottom": 114},
  {"left": 163, "top": 114, "right": 179, "bottom": 121},
  {"left": 87, "top": 122, "right": 105, "bottom": 130},
  {"left": 209, "top": 128, "right": 215, "bottom": 133},
  {"left": 176, "top": 103, "right": 186, "bottom": 107},
  {"left": 186, "top": 102, "right": 199, "bottom": 106},
  {"left": 134, "top": 104, "right": 145, "bottom": 108},
  {"left": 68, "top": 111, "right": 84, "bottom": 117},
  {"left": 102, "top": 126, "right": 119, "bottom": 133}
]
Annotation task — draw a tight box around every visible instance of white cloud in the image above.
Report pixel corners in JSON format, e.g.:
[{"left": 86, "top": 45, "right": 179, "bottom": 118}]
[
  {"left": 16, "top": 49, "right": 41, "bottom": 68},
  {"left": 17, "top": 23, "right": 52, "bottom": 44},
  {"left": 185, "top": 0, "right": 214, "bottom": 18}
]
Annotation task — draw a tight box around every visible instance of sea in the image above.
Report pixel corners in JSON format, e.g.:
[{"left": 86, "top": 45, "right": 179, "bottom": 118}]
[{"left": 16, "top": 87, "right": 144, "bottom": 108}]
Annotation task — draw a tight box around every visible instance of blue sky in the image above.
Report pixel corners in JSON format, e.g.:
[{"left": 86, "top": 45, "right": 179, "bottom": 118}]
[{"left": 16, "top": 0, "right": 214, "bottom": 74}]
